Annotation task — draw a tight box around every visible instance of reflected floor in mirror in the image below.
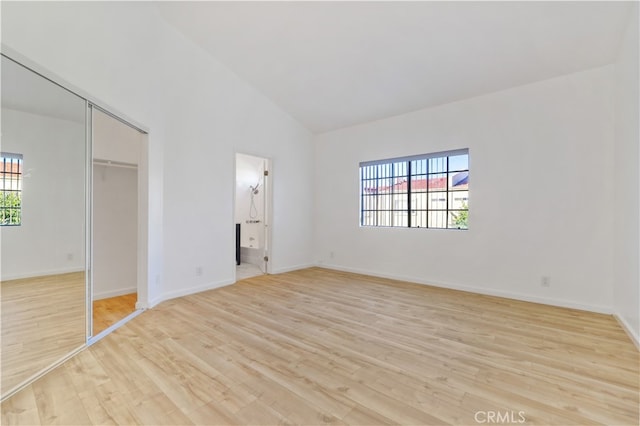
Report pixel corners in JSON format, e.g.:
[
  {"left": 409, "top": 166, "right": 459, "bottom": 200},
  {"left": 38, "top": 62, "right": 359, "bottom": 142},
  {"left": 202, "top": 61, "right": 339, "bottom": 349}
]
[
  {"left": 93, "top": 293, "right": 137, "bottom": 336},
  {"left": 1, "top": 272, "right": 86, "bottom": 395}
]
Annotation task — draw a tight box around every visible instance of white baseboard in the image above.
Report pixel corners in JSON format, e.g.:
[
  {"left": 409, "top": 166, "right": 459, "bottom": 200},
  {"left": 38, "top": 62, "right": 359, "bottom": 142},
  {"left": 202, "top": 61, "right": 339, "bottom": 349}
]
[
  {"left": 135, "top": 300, "right": 149, "bottom": 310},
  {"left": 148, "top": 278, "right": 235, "bottom": 309},
  {"left": 93, "top": 287, "right": 137, "bottom": 301},
  {"left": 1, "top": 267, "right": 85, "bottom": 282},
  {"left": 271, "top": 263, "right": 317, "bottom": 275},
  {"left": 142, "top": 263, "right": 314, "bottom": 310},
  {"left": 614, "top": 314, "right": 640, "bottom": 350},
  {"left": 318, "top": 263, "right": 614, "bottom": 315}
]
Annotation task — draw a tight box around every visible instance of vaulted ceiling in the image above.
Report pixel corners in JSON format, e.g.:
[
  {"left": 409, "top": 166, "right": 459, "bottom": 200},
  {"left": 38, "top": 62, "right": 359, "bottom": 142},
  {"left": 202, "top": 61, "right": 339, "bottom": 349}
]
[{"left": 155, "top": 1, "right": 633, "bottom": 134}]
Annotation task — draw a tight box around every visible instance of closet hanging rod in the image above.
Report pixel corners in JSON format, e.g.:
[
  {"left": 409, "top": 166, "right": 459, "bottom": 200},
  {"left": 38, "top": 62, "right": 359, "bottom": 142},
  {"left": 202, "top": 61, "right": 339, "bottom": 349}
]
[{"left": 93, "top": 159, "right": 138, "bottom": 169}]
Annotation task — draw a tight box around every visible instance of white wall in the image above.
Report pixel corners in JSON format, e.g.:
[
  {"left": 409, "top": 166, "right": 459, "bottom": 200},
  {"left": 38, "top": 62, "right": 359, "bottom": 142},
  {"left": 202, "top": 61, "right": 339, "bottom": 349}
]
[
  {"left": 314, "top": 65, "right": 616, "bottom": 313},
  {"left": 2, "top": 2, "right": 314, "bottom": 305},
  {"left": 613, "top": 6, "right": 639, "bottom": 345},
  {"left": 1, "top": 108, "right": 85, "bottom": 280}
]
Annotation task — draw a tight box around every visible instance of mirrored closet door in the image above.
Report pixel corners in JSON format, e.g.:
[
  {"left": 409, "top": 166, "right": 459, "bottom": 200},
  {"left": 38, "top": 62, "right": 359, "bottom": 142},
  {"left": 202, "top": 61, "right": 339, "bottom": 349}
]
[{"left": 1, "top": 55, "right": 88, "bottom": 398}]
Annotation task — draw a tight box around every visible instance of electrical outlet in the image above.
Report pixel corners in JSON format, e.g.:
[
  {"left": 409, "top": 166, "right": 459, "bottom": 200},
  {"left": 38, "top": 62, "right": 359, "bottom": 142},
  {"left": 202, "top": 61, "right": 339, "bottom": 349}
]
[
  {"left": 541, "top": 276, "right": 551, "bottom": 287},
  {"left": 195, "top": 266, "right": 203, "bottom": 277},
  {"left": 67, "top": 253, "right": 74, "bottom": 261},
  {"left": 329, "top": 251, "right": 335, "bottom": 259}
]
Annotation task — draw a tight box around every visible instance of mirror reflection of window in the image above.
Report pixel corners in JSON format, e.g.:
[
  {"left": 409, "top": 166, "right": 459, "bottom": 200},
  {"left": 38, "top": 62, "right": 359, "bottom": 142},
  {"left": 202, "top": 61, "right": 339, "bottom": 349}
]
[{"left": 0, "top": 152, "right": 23, "bottom": 226}]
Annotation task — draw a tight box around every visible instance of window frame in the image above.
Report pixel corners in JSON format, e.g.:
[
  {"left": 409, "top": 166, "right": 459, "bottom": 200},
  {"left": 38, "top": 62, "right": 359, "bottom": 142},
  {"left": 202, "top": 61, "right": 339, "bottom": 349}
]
[
  {"left": 1, "top": 152, "right": 24, "bottom": 226},
  {"left": 359, "top": 149, "right": 469, "bottom": 229}
]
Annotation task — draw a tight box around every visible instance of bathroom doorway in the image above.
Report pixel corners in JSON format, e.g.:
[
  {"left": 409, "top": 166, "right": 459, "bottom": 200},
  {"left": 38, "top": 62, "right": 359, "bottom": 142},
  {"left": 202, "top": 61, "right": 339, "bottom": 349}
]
[{"left": 234, "top": 153, "right": 271, "bottom": 280}]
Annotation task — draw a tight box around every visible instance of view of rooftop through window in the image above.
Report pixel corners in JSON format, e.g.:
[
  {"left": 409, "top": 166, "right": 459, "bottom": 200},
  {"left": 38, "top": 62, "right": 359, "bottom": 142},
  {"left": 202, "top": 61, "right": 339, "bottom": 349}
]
[
  {"left": 360, "top": 149, "right": 469, "bottom": 229},
  {"left": 1, "top": 153, "right": 23, "bottom": 226}
]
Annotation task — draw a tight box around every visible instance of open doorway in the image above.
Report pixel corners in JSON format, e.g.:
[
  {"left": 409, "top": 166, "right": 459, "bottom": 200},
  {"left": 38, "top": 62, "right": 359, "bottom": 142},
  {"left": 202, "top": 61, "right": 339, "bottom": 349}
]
[
  {"left": 235, "top": 153, "right": 270, "bottom": 281},
  {"left": 91, "top": 108, "right": 143, "bottom": 335}
]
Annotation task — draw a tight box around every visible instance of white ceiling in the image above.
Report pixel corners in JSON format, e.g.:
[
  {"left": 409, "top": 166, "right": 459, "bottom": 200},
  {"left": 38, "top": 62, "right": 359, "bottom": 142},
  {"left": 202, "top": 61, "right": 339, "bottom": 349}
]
[{"left": 155, "top": 1, "right": 632, "bottom": 134}]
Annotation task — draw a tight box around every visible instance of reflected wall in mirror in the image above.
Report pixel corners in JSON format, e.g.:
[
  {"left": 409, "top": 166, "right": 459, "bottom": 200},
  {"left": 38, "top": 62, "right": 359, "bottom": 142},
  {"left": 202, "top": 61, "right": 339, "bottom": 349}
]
[{"left": 1, "top": 55, "right": 87, "bottom": 397}]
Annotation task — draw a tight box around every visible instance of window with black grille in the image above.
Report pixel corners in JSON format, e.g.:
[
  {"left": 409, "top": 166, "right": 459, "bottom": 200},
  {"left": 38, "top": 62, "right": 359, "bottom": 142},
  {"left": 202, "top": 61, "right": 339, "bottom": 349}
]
[
  {"left": 1, "top": 153, "right": 23, "bottom": 226},
  {"left": 360, "top": 149, "right": 469, "bottom": 229}
]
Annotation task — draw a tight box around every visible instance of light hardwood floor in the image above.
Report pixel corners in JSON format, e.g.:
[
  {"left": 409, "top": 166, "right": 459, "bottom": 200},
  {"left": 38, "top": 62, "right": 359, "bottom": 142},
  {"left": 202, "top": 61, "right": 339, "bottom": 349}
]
[
  {"left": 93, "top": 293, "right": 137, "bottom": 336},
  {"left": 2, "top": 268, "right": 638, "bottom": 425},
  {"left": 1, "top": 272, "right": 86, "bottom": 396}
]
